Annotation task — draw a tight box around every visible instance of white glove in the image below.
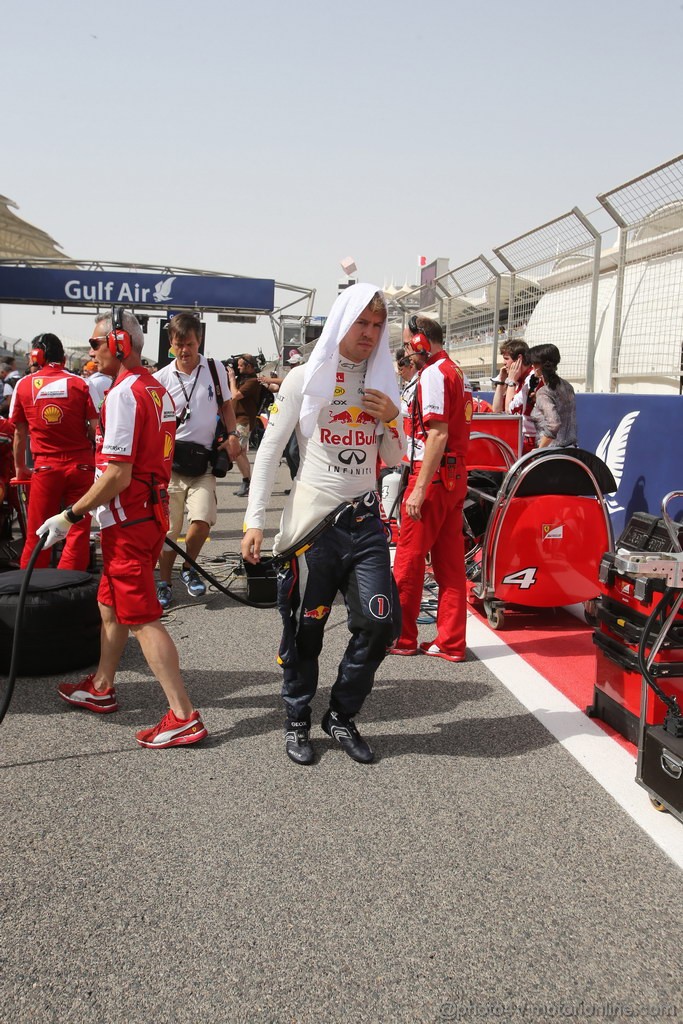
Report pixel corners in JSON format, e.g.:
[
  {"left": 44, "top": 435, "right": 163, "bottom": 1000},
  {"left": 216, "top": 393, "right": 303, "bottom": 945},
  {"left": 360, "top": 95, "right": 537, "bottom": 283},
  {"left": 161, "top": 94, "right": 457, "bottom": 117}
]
[{"left": 36, "top": 511, "right": 73, "bottom": 549}]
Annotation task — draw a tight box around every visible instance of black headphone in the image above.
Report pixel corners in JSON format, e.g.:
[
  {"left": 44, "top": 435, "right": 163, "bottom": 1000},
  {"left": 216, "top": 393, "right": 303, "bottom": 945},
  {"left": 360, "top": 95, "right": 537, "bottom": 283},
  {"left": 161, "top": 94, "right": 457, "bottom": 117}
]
[
  {"left": 107, "top": 307, "right": 133, "bottom": 361},
  {"left": 30, "top": 333, "right": 65, "bottom": 367},
  {"left": 408, "top": 315, "right": 431, "bottom": 354}
]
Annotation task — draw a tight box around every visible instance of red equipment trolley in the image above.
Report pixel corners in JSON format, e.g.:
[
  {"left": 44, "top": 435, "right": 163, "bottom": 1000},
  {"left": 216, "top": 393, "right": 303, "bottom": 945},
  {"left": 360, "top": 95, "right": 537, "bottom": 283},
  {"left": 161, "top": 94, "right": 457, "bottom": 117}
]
[{"left": 468, "top": 447, "right": 616, "bottom": 629}]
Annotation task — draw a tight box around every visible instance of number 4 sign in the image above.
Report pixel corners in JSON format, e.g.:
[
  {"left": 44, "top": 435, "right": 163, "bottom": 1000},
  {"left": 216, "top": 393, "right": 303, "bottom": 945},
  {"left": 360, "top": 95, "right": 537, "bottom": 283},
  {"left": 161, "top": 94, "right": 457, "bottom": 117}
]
[{"left": 501, "top": 567, "right": 538, "bottom": 590}]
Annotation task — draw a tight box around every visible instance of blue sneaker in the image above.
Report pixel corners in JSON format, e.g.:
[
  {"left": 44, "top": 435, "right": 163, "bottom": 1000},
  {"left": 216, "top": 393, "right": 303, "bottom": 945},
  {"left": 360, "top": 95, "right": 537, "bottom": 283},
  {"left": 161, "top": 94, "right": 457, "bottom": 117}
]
[
  {"left": 156, "top": 581, "right": 173, "bottom": 610},
  {"left": 180, "top": 567, "right": 206, "bottom": 598}
]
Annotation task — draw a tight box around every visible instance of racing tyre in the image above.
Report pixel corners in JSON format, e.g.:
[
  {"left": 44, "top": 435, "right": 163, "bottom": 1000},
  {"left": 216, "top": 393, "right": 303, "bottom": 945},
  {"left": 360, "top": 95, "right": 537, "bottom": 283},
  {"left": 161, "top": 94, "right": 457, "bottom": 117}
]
[{"left": 0, "top": 569, "right": 100, "bottom": 676}]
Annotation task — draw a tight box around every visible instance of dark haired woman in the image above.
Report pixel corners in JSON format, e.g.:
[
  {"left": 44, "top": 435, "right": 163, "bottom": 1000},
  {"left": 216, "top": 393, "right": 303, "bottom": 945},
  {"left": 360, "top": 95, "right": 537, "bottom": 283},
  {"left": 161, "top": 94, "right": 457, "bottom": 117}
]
[{"left": 527, "top": 343, "right": 577, "bottom": 449}]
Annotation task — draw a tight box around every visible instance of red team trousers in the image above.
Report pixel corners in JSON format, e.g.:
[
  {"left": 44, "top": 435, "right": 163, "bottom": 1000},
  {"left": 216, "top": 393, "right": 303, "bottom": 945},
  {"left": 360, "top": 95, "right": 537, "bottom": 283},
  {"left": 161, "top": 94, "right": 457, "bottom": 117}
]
[
  {"left": 21, "top": 450, "right": 95, "bottom": 570},
  {"left": 392, "top": 469, "right": 468, "bottom": 658}
]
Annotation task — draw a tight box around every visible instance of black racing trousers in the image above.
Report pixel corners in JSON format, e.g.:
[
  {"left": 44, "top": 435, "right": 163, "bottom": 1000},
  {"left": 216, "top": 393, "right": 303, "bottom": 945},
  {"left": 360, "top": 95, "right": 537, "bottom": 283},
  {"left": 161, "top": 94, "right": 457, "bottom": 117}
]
[{"left": 276, "top": 492, "right": 401, "bottom": 725}]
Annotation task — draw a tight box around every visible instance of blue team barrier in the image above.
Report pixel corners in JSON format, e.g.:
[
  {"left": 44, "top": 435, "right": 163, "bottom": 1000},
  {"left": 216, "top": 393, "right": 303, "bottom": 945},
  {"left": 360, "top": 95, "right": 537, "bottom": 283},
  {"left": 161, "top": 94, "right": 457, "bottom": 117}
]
[{"left": 476, "top": 392, "right": 683, "bottom": 538}]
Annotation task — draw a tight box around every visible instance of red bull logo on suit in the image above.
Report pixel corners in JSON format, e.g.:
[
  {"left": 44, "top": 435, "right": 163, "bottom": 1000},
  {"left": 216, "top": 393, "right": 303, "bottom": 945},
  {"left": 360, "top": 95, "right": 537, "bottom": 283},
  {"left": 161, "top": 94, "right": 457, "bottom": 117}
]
[
  {"left": 302, "top": 605, "right": 331, "bottom": 621},
  {"left": 321, "top": 406, "right": 377, "bottom": 446}
]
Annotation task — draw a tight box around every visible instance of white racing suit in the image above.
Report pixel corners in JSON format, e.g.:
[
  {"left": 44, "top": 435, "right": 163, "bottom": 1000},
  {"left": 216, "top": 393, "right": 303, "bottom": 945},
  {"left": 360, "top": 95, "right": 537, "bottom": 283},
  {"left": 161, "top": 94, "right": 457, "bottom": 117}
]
[{"left": 244, "top": 357, "right": 405, "bottom": 724}]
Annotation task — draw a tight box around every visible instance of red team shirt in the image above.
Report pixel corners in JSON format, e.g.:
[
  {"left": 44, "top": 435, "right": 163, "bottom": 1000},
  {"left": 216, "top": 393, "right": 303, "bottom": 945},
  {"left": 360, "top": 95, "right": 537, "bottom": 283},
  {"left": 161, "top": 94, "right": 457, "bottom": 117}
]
[
  {"left": 95, "top": 367, "right": 176, "bottom": 530},
  {"left": 10, "top": 366, "right": 97, "bottom": 454},
  {"left": 407, "top": 351, "right": 472, "bottom": 462}
]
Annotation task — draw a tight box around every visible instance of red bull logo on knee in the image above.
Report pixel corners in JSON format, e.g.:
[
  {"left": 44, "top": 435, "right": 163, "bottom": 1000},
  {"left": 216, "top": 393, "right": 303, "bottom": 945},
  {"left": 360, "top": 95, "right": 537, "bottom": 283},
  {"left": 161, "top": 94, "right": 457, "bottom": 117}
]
[{"left": 302, "top": 605, "right": 331, "bottom": 620}]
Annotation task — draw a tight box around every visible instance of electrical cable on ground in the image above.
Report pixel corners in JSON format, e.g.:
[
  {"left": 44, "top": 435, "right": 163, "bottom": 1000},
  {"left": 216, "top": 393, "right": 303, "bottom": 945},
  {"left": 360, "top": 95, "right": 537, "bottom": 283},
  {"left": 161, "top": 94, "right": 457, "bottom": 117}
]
[{"left": 0, "top": 533, "right": 48, "bottom": 726}]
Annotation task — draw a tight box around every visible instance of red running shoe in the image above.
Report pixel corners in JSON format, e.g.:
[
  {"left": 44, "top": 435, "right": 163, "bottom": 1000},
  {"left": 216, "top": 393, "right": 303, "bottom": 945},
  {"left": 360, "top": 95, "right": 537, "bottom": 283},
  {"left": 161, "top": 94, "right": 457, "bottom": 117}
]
[
  {"left": 58, "top": 675, "right": 118, "bottom": 714},
  {"left": 419, "top": 642, "right": 465, "bottom": 663},
  {"left": 386, "top": 642, "right": 419, "bottom": 656},
  {"left": 135, "top": 709, "right": 207, "bottom": 749}
]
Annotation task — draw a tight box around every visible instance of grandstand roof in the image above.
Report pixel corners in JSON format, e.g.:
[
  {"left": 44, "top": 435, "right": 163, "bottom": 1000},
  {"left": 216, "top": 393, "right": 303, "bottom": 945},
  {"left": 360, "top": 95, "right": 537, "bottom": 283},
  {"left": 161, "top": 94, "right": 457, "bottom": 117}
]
[{"left": 0, "top": 195, "right": 66, "bottom": 260}]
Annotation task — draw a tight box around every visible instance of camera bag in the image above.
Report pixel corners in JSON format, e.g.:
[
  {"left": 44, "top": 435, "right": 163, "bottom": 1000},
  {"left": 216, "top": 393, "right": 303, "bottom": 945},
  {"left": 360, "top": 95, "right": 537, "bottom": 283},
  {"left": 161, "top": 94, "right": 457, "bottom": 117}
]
[
  {"left": 172, "top": 441, "right": 210, "bottom": 477},
  {"left": 207, "top": 358, "right": 233, "bottom": 478}
]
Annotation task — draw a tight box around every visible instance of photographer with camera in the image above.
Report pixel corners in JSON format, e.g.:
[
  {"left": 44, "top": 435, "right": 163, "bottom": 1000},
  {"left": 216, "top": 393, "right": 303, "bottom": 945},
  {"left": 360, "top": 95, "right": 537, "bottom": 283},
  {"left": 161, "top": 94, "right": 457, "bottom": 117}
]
[
  {"left": 153, "top": 314, "right": 241, "bottom": 609},
  {"left": 227, "top": 354, "right": 263, "bottom": 498}
]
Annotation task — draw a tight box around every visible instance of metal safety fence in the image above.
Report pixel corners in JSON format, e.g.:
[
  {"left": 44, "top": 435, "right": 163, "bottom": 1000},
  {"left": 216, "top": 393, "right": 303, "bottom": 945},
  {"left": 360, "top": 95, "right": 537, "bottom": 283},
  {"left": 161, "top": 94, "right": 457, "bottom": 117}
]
[
  {"left": 597, "top": 155, "right": 683, "bottom": 393},
  {"left": 389, "top": 152, "right": 683, "bottom": 394}
]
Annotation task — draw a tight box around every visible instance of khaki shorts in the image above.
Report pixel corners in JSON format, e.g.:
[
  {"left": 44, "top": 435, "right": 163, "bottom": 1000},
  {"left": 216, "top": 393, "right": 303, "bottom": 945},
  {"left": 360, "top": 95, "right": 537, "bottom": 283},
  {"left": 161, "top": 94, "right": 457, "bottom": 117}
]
[
  {"left": 235, "top": 422, "right": 250, "bottom": 451},
  {"left": 167, "top": 470, "right": 217, "bottom": 539}
]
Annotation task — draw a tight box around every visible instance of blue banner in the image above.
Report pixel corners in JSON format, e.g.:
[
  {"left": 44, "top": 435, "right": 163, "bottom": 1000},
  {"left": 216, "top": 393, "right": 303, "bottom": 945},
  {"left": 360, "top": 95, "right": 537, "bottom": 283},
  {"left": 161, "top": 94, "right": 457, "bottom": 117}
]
[
  {"left": 477, "top": 391, "right": 682, "bottom": 536},
  {"left": 0, "top": 267, "right": 275, "bottom": 313},
  {"left": 576, "top": 393, "right": 683, "bottom": 537}
]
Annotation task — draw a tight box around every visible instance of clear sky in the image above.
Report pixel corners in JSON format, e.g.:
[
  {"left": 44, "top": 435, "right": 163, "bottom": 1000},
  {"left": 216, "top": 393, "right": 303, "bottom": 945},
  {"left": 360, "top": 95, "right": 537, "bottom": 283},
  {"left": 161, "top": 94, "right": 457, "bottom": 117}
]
[{"left": 2, "top": 0, "right": 682, "bottom": 359}]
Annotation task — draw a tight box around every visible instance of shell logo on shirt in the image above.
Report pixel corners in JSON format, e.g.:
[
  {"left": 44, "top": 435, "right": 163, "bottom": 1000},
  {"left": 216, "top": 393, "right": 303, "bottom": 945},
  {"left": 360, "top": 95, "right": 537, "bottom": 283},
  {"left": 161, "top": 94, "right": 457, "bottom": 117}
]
[
  {"left": 42, "top": 404, "right": 63, "bottom": 425},
  {"left": 163, "top": 432, "right": 174, "bottom": 460},
  {"left": 464, "top": 398, "right": 473, "bottom": 422}
]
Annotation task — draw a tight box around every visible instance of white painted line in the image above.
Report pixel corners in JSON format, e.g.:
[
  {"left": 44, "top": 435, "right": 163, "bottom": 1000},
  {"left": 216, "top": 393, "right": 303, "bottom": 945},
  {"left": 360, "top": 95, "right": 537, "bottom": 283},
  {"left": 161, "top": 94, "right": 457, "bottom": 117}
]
[{"left": 467, "top": 615, "right": 683, "bottom": 871}]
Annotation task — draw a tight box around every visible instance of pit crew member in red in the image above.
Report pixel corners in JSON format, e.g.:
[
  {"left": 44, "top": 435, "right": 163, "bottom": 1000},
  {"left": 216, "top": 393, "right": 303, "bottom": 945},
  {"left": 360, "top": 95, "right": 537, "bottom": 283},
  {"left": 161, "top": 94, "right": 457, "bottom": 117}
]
[
  {"left": 10, "top": 332, "right": 97, "bottom": 570},
  {"left": 390, "top": 316, "right": 471, "bottom": 662},
  {"left": 36, "top": 310, "right": 207, "bottom": 750}
]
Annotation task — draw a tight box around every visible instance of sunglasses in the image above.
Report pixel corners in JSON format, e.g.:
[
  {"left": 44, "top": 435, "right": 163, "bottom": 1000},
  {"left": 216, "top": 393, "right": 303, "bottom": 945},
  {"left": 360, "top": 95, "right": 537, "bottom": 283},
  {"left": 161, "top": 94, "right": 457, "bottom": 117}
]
[{"left": 88, "top": 337, "right": 107, "bottom": 350}]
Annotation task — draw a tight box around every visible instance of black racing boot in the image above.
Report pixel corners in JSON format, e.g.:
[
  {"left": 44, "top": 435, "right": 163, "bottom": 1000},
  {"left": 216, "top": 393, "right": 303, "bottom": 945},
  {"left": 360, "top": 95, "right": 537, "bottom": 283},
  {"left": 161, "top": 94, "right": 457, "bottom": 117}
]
[
  {"left": 321, "top": 709, "right": 374, "bottom": 764},
  {"left": 285, "top": 720, "right": 314, "bottom": 765}
]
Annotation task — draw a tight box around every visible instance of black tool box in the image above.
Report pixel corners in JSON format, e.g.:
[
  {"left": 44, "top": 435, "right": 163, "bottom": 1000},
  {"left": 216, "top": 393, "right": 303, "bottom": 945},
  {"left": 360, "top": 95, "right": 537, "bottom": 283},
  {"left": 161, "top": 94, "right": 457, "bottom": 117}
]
[{"left": 638, "top": 725, "right": 683, "bottom": 818}]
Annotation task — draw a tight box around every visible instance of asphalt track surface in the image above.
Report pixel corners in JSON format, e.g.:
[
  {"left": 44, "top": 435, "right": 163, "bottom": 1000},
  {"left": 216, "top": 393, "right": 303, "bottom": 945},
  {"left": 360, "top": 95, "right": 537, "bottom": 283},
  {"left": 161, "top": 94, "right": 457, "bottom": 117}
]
[{"left": 1, "top": 463, "right": 681, "bottom": 1024}]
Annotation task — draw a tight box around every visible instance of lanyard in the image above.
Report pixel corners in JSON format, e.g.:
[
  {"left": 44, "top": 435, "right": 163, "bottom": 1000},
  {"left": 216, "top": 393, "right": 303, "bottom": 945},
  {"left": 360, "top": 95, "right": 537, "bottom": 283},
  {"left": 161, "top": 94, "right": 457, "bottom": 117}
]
[
  {"left": 174, "top": 364, "right": 202, "bottom": 424},
  {"left": 409, "top": 376, "right": 427, "bottom": 473}
]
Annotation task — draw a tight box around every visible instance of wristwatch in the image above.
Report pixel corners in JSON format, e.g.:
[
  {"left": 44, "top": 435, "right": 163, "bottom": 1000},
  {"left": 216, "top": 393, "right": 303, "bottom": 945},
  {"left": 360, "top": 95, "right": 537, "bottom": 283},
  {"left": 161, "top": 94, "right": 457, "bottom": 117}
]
[
  {"left": 226, "top": 431, "right": 240, "bottom": 439},
  {"left": 64, "top": 505, "right": 85, "bottom": 524}
]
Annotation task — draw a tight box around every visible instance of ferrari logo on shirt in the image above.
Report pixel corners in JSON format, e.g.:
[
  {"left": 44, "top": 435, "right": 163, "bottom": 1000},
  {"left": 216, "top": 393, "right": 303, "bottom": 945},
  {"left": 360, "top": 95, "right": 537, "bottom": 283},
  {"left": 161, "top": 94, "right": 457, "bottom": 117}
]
[
  {"left": 34, "top": 378, "right": 69, "bottom": 400},
  {"left": 42, "top": 404, "right": 63, "bottom": 425},
  {"left": 146, "top": 386, "right": 165, "bottom": 428}
]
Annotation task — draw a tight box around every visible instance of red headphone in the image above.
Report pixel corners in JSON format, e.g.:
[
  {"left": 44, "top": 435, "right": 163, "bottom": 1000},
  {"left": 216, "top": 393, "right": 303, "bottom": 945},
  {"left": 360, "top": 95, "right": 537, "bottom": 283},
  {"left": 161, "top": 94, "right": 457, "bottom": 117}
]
[
  {"left": 107, "top": 307, "right": 133, "bottom": 360},
  {"left": 408, "top": 315, "right": 431, "bottom": 354},
  {"left": 30, "top": 333, "right": 65, "bottom": 368}
]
